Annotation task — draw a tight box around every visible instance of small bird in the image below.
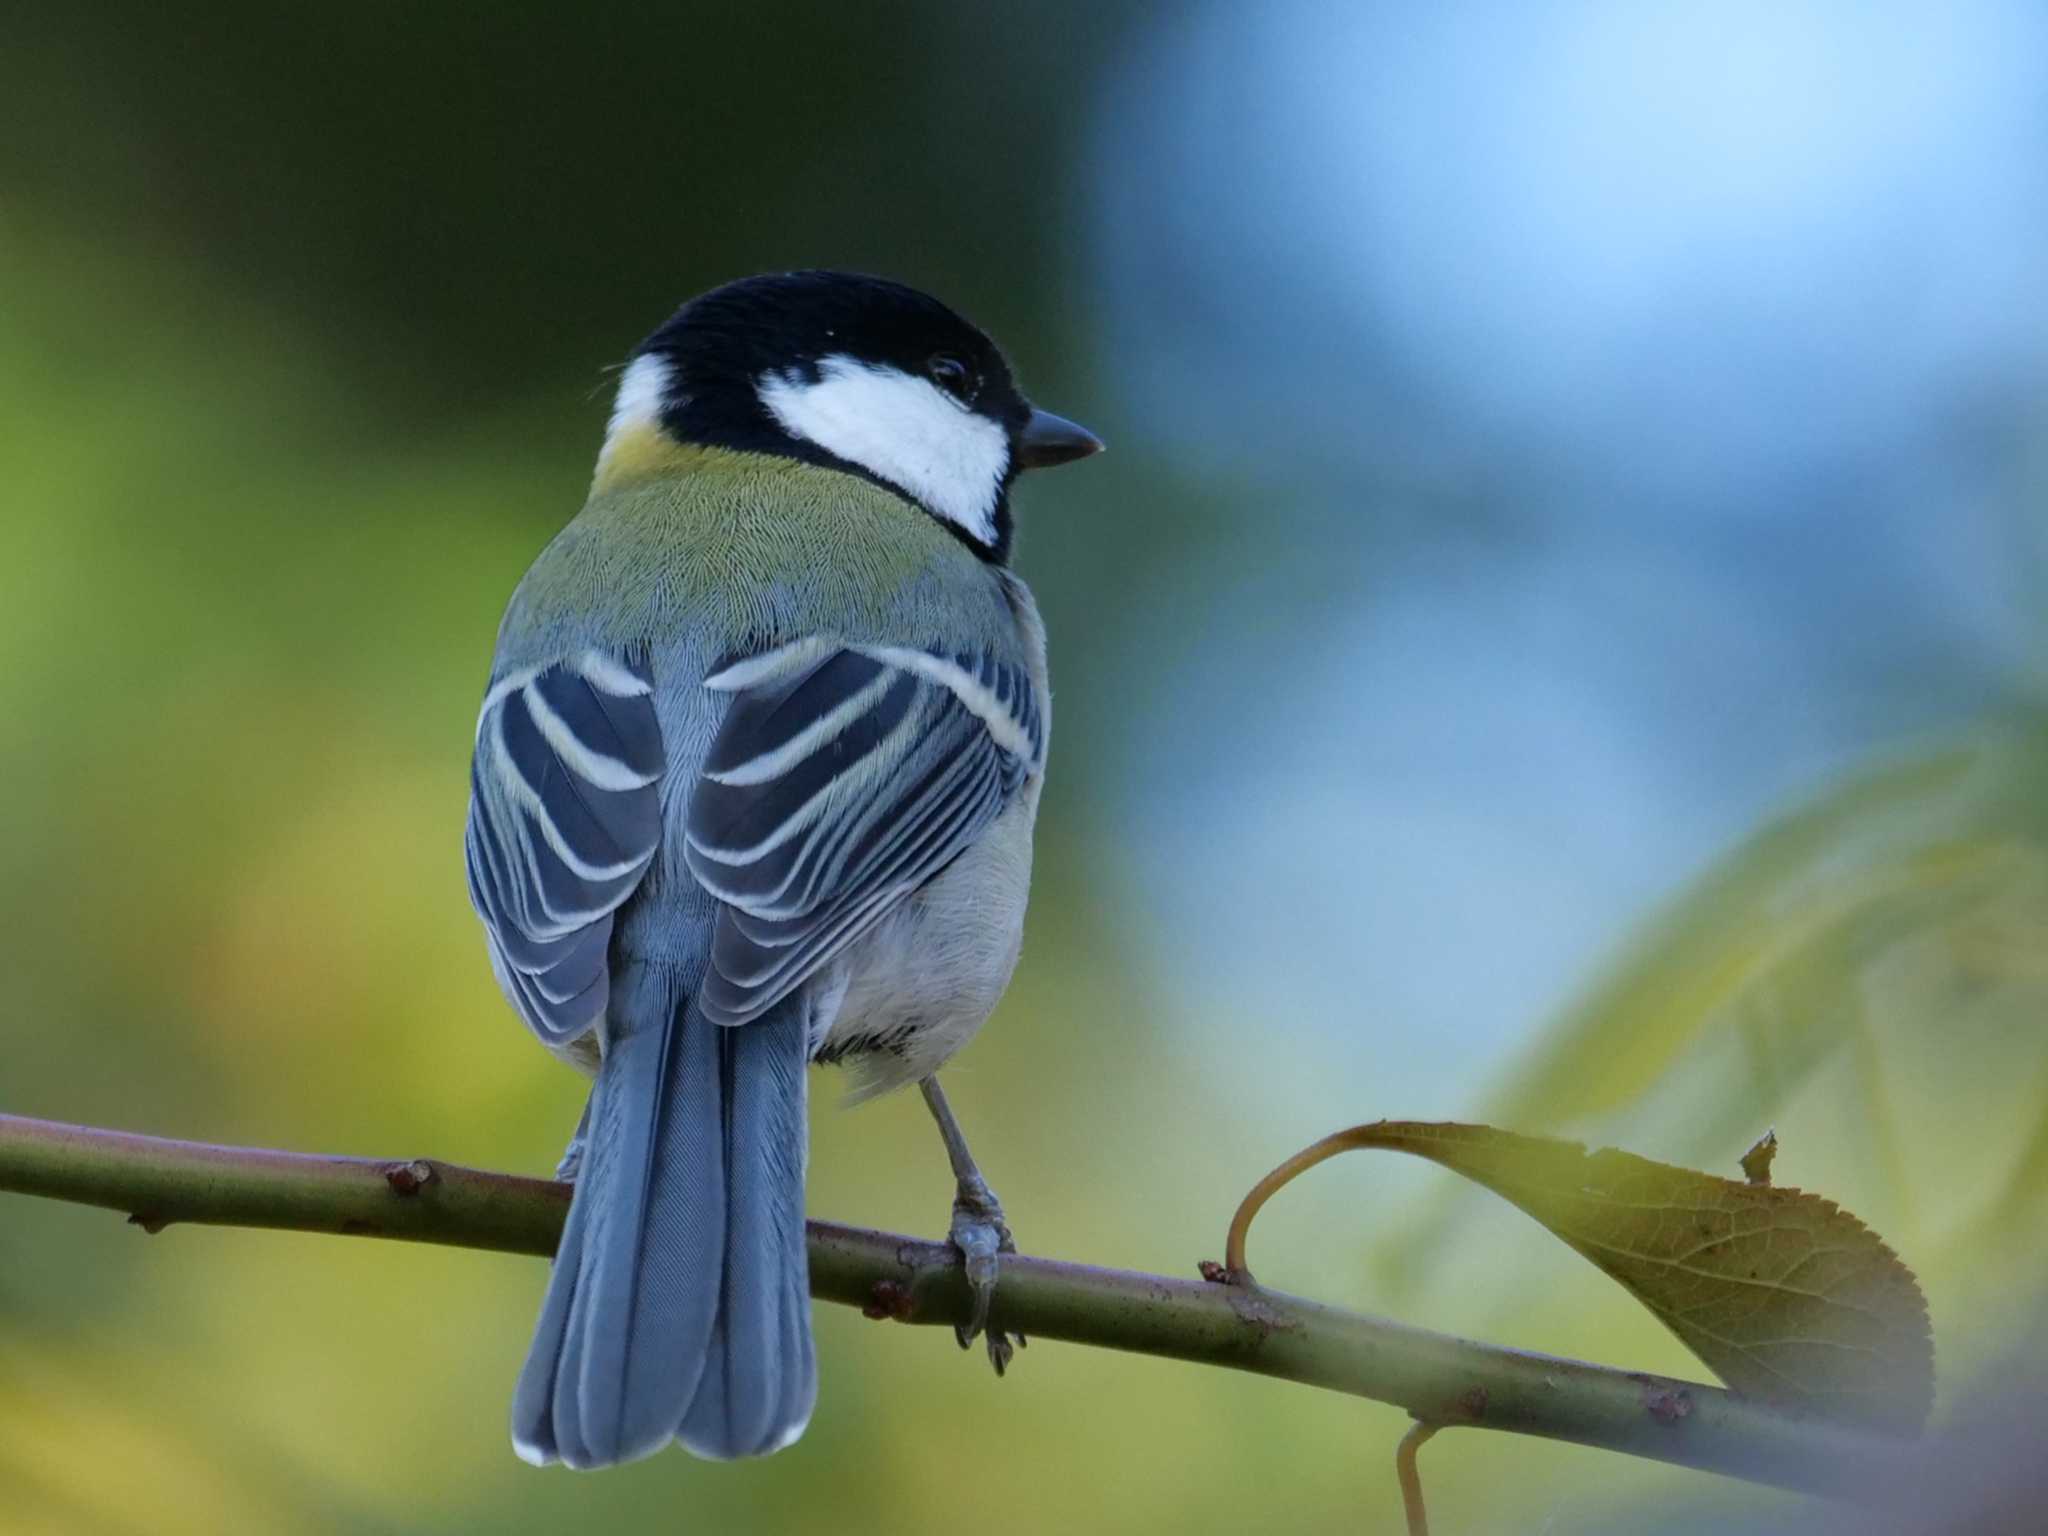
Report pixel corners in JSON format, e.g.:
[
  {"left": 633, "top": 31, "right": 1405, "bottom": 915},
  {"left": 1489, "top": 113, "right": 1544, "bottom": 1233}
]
[{"left": 464, "top": 271, "right": 1100, "bottom": 1467}]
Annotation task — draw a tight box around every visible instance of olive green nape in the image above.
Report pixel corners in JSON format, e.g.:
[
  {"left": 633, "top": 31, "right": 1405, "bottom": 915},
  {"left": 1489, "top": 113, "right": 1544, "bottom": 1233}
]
[{"left": 497, "top": 443, "right": 1017, "bottom": 666}]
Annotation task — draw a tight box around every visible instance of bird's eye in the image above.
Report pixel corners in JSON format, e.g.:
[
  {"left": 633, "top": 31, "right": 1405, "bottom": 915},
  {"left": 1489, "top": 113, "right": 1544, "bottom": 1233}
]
[{"left": 926, "top": 354, "right": 976, "bottom": 402}]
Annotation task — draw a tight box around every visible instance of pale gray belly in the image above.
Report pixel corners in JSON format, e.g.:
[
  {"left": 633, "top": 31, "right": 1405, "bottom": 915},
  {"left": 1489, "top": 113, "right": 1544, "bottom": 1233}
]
[{"left": 812, "top": 787, "right": 1040, "bottom": 1100}]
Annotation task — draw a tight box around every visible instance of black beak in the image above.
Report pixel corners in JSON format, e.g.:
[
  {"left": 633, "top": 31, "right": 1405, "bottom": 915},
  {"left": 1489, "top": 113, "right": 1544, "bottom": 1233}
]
[{"left": 1015, "top": 408, "right": 1105, "bottom": 471}]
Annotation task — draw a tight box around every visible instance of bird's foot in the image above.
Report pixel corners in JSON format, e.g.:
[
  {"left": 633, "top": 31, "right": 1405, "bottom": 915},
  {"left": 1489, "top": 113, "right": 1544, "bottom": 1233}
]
[
  {"left": 553, "top": 1131, "right": 588, "bottom": 1184},
  {"left": 948, "top": 1174, "right": 1024, "bottom": 1376},
  {"left": 554, "top": 1101, "right": 593, "bottom": 1184}
]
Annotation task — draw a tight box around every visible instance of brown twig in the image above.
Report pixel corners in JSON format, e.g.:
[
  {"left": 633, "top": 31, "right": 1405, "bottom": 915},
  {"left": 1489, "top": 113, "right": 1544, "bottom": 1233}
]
[{"left": 0, "top": 1111, "right": 1911, "bottom": 1501}]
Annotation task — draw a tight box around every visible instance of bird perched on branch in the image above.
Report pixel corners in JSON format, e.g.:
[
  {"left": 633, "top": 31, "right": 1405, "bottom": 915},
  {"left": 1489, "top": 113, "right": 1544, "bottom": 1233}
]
[{"left": 463, "top": 271, "right": 1101, "bottom": 1466}]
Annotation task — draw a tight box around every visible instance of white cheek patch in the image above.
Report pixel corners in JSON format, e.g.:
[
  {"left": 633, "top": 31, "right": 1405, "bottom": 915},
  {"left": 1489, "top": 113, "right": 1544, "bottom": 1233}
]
[{"left": 757, "top": 355, "right": 1011, "bottom": 546}]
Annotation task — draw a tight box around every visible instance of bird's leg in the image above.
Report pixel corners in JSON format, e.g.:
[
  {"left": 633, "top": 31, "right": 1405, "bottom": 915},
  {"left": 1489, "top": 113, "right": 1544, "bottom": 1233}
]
[
  {"left": 919, "top": 1075, "right": 1023, "bottom": 1375},
  {"left": 553, "top": 1098, "right": 593, "bottom": 1184}
]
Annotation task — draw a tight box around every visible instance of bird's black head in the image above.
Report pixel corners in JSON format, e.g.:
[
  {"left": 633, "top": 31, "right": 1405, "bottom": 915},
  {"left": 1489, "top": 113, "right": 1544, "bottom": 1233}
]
[{"left": 605, "top": 271, "right": 1101, "bottom": 563}]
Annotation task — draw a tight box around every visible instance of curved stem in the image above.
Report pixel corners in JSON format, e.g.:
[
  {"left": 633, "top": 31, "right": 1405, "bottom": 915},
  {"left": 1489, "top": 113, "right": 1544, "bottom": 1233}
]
[
  {"left": 1395, "top": 1421, "right": 1442, "bottom": 1536},
  {"left": 0, "top": 1112, "right": 1906, "bottom": 1501},
  {"left": 1225, "top": 1124, "right": 1372, "bottom": 1276}
]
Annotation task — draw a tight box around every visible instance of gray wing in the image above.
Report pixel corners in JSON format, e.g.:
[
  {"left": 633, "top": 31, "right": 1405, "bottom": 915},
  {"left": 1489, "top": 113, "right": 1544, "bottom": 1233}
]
[
  {"left": 465, "top": 647, "right": 665, "bottom": 1043},
  {"left": 683, "top": 637, "right": 1044, "bottom": 1028}
]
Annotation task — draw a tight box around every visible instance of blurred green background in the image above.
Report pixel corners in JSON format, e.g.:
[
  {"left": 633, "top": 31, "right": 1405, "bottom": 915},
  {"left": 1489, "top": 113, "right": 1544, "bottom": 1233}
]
[{"left": 4, "top": 3, "right": 2046, "bottom": 1532}]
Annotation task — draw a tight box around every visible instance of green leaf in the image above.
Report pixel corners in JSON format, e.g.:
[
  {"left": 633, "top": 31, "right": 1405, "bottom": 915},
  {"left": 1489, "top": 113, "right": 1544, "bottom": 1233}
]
[
  {"left": 1233, "top": 1121, "right": 1934, "bottom": 1433},
  {"left": 1483, "top": 729, "right": 2048, "bottom": 1153},
  {"left": 1499, "top": 741, "right": 2039, "bottom": 1138},
  {"left": 1378, "top": 726, "right": 2048, "bottom": 1360}
]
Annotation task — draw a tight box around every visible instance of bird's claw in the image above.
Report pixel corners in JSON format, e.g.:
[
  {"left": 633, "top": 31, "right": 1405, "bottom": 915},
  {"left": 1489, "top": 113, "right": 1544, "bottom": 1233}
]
[
  {"left": 947, "top": 1176, "right": 1024, "bottom": 1375},
  {"left": 554, "top": 1135, "right": 587, "bottom": 1184},
  {"left": 554, "top": 1102, "right": 592, "bottom": 1184}
]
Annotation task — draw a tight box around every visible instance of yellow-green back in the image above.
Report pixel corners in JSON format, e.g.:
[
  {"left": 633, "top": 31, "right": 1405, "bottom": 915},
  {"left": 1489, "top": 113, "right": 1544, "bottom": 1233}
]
[{"left": 495, "top": 444, "right": 1024, "bottom": 672}]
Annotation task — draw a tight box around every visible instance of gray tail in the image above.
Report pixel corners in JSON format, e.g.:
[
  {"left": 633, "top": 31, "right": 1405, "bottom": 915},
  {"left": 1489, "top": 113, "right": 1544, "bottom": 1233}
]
[{"left": 511, "top": 978, "right": 815, "bottom": 1467}]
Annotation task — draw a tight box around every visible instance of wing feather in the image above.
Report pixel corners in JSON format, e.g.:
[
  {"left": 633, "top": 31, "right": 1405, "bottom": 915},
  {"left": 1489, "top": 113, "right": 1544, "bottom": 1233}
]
[
  {"left": 466, "top": 647, "right": 665, "bottom": 1044},
  {"left": 684, "top": 638, "right": 1039, "bottom": 1028}
]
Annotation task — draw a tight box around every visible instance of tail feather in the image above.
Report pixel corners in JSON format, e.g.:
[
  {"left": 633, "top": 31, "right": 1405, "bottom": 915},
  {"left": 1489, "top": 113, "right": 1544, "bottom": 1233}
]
[
  {"left": 572, "top": 992, "right": 724, "bottom": 1462},
  {"left": 679, "top": 1010, "right": 816, "bottom": 1456},
  {"left": 511, "top": 967, "right": 814, "bottom": 1468},
  {"left": 509, "top": 1166, "right": 587, "bottom": 1466}
]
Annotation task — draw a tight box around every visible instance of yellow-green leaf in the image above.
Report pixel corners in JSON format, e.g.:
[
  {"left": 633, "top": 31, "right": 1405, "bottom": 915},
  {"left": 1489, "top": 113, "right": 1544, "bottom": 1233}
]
[
  {"left": 1479, "top": 728, "right": 2048, "bottom": 1159},
  {"left": 1234, "top": 1121, "right": 1934, "bottom": 1433}
]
